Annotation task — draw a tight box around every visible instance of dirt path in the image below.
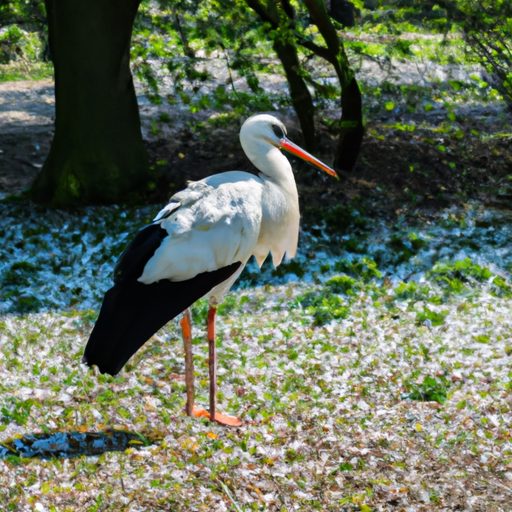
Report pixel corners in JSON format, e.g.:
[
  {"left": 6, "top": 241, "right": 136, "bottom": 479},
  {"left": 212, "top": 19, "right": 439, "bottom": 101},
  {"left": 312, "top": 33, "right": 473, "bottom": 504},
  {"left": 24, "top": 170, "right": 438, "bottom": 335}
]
[
  {"left": 0, "top": 76, "right": 253, "bottom": 199},
  {"left": 0, "top": 78, "right": 202, "bottom": 199},
  {"left": 1, "top": 58, "right": 510, "bottom": 209},
  {"left": 0, "top": 80, "right": 54, "bottom": 198},
  {"left": 0, "top": 76, "right": 306, "bottom": 201}
]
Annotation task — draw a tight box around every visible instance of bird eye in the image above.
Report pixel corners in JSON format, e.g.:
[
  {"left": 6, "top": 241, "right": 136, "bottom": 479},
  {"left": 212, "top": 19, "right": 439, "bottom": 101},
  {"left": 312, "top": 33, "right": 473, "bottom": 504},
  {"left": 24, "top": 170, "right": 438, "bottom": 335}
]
[{"left": 272, "top": 124, "right": 285, "bottom": 139}]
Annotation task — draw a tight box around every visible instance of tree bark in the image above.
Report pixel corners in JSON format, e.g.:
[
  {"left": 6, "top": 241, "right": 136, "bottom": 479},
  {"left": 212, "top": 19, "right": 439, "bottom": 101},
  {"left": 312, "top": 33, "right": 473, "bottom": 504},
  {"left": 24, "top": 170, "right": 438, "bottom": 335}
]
[
  {"left": 247, "top": 0, "right": 363, "bottom": 171},
  {"left": 245, "top": 0, "right": 317, "bottom": 151},
  {"left": 273, "top": 38, "right": 317, "bottom": 152},
  {"left": 32, "top": 0, "right": 150, "bottom": 207},
  {"left": 335, "top": 76, "right": 363, "bottom": 171},
  {"left": 302, "top": 0, "right": 364, "bottom": 172}
]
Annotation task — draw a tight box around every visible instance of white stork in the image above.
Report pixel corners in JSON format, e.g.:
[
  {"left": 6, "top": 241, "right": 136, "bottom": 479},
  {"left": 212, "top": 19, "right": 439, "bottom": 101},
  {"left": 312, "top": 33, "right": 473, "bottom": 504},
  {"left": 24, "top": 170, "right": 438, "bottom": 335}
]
[{"left": 83, "top": 113, "right": 338, "bottom": 426}]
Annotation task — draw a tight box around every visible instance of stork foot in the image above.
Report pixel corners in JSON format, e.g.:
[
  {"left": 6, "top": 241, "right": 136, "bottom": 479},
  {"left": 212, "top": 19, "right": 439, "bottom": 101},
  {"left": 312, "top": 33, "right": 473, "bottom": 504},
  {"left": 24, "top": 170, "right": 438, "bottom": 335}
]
[{"left": 191, "top": 406, "right": 242, "bottom": 427}]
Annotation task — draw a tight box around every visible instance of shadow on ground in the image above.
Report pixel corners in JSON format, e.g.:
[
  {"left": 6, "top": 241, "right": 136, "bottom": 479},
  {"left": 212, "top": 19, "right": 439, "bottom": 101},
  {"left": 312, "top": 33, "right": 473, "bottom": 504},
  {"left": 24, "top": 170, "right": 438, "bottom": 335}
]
[{"left": 0, "top": 429, "right": 155, "bottom": 460}]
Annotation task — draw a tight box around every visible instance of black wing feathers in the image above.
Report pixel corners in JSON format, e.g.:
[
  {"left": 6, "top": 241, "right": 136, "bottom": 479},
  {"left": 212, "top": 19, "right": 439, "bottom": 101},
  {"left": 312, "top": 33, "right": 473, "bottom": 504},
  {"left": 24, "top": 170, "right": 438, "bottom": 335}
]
[
  {"left": 113, "top": 224, "right": 168, "bottom": 284},
  {"left": 83, "top": 262, "right": 242, "bottom": 376}
]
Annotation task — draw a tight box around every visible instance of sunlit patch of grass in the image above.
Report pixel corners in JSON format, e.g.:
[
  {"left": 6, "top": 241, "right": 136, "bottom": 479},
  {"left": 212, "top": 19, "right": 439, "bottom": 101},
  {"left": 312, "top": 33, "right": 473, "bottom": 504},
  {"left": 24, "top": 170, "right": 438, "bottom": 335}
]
[
  {"left": 430, "top": 258, "right": 493, "bottom": 282},
  {"left": 403, "top": 375, "right": 451, "bottom": 404},
  {"left": 333, "top": 257, "right": 381, "bottom": 280},
  {"left": 326, "top": 275, "right": 361, "bottom": 295},
  {"left": 0, "top": 61, "right": 53, "bottom": 82},
  {"left": 490, "top": 276, "right": 512, "bottom": 298},
  {"left": 413, "top": 258, "right": 512, "bottom": 300},
  {"left": 395, "top": 281, "right": 430, "bottom": 300}
]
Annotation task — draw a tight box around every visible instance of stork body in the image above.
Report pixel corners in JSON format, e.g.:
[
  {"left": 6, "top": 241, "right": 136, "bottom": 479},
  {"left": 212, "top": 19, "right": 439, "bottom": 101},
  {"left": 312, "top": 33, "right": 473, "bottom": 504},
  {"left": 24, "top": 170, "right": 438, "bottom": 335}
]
[{"left": 83, "top": 114, "right": 337, "bottom": 426}]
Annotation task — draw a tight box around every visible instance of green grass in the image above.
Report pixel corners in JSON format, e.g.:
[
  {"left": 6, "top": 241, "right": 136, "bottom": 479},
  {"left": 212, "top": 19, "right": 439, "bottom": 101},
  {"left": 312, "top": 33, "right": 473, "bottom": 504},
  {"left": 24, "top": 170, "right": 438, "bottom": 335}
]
[{"left": 0, "top": 61, "right": 53, "bottom": 82}]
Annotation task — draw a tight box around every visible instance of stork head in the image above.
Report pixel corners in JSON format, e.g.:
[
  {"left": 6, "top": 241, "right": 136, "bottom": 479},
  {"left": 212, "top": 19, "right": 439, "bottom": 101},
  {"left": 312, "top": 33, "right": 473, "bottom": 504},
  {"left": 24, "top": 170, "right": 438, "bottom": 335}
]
[{"left": 239, "top": 114, "right": 338, "bottom": 179}]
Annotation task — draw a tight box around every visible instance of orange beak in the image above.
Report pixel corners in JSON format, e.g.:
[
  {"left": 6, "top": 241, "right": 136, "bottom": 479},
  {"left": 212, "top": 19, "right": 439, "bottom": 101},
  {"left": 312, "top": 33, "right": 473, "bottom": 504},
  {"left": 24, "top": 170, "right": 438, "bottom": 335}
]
[{"left": 279, "top": 138, "right": 338, "bottom": 179}]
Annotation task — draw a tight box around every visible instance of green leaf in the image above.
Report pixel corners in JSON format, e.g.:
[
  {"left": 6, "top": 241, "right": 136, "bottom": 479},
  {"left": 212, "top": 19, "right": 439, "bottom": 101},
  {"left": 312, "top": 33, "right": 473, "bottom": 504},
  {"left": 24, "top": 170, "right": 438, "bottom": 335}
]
[{"left": 448, "top": 80, "right": 461, "bottom": 91}]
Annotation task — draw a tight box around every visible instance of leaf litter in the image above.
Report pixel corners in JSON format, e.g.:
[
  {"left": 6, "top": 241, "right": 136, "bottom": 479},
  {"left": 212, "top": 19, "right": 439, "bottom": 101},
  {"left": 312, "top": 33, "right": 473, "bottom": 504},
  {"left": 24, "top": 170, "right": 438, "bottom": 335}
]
[{"left": 0, "top": 198, "right": 511, "bottom": 510}]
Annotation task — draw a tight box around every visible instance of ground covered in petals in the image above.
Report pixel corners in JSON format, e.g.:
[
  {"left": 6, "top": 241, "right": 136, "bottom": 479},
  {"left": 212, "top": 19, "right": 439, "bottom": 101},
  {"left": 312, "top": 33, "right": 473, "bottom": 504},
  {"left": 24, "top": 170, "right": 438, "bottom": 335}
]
[{"left": 0, "top": 199, "right": 511, "bottom": 511}]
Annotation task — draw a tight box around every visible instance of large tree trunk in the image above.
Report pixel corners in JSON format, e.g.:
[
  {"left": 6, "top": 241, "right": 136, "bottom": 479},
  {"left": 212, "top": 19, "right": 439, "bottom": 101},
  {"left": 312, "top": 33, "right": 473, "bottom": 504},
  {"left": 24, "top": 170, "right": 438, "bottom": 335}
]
[{"left": 31, "top": 0, "right": 150, "bottom": 207}]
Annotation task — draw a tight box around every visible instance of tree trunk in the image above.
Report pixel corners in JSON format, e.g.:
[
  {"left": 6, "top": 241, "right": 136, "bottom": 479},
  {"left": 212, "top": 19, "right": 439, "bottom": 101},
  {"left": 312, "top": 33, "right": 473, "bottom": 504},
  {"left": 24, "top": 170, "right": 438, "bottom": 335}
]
[
  {"left": 302, "top": 0, "right": 364, "bottom": 172},
  {"left": 335, "top": 76, "right": 364, "bottom": 171},
  {"left": 273, "top": 39, "right": 317, "bottom": 152},
  {"left": 244, "top": 0, "right": 317, "bottom": 151},
  {"left": 327, "top": 0, "right": 357, "bottom": 28},
  {"left": 31, "top": 0, "right": 150, "bottom": 207}
]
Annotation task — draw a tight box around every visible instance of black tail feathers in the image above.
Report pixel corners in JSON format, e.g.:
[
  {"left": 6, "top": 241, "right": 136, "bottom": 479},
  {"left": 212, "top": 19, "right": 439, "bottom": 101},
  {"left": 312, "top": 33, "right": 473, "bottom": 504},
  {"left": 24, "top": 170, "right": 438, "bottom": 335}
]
[{"left": 83, "top": 262, "right": 241, "bottom": 376}]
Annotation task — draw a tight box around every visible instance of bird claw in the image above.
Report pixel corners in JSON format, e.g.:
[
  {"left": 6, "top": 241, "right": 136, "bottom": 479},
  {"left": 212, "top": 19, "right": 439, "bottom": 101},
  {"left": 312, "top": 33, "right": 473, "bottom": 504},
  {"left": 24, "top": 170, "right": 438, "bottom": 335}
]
[{"left": 191, "top": 406, "right": 242, "bottom": 427}]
